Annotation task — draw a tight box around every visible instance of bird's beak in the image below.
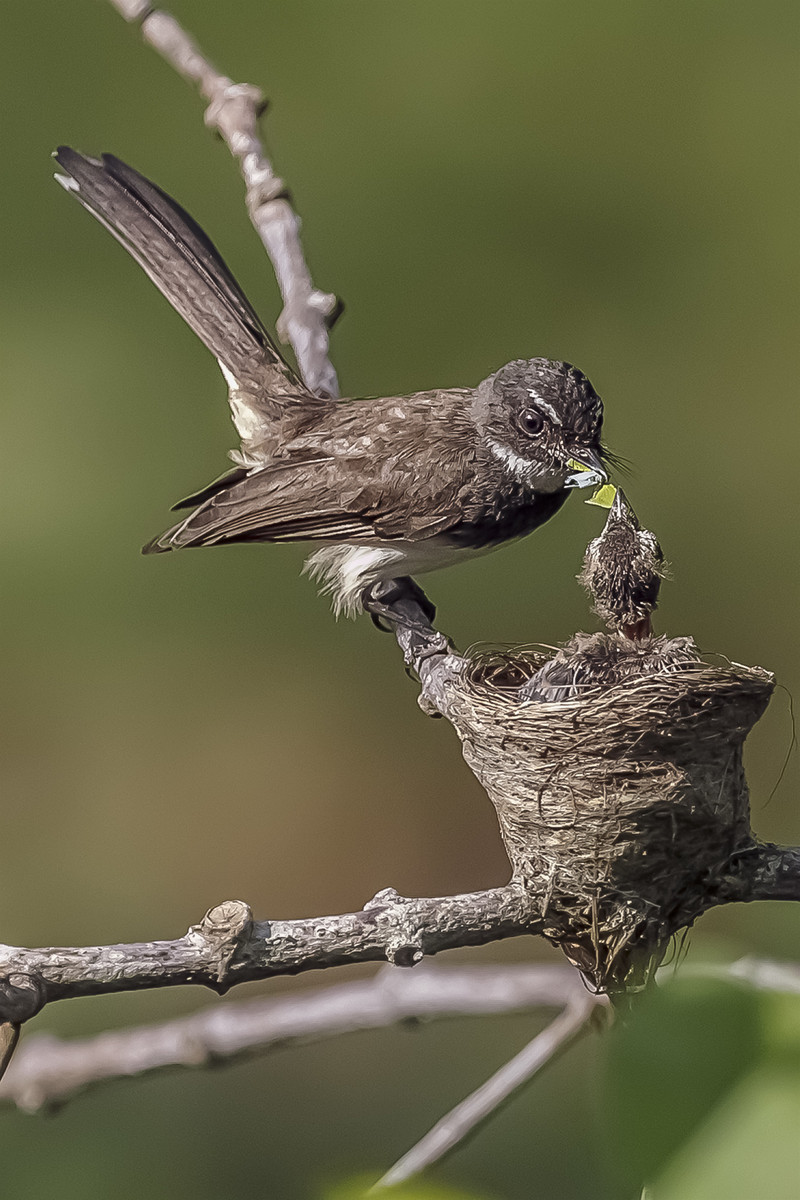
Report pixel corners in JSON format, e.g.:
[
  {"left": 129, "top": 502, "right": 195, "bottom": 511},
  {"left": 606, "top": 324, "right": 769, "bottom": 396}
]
[
  {"left": 565, "top": 449, "right": 608, "bottom": 489},
  {"left": 610, "top": 486, "right": 631, "bottom": 520},
  {"left": 608, "top": 487, "right": 641, "bottom": 530}
]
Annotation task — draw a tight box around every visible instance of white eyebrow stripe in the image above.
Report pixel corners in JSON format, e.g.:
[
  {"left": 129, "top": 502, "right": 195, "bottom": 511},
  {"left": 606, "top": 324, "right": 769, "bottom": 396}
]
[
  {"left": 487, "top": 438, "right": 567, "bottom": 494},
  {"left": 527, "top": 390, "right": 562, "bottom": 425}
]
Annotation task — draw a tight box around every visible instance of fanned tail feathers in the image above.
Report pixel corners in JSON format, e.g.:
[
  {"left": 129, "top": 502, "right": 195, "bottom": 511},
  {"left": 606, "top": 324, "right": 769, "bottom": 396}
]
[{"left": 53, "top": 147, "right": 303, "bottom": 398}]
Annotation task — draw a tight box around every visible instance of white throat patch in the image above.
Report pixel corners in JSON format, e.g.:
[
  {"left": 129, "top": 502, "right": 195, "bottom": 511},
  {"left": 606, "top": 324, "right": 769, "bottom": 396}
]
[
  {"left": 487, "top": 438, "right": 535, "bottom": 480},
  {"left": 487, "top": 439, "right": 564, "bottom": 493}
]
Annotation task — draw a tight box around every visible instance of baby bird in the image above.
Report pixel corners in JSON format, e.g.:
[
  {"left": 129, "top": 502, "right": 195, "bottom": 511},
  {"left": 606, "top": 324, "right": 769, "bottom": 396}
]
[
  {"left": 578, "top": 487, "right": 664, "bottom": 640},
  {"left": 521, "top": 489, "right": 697, "bottom": 701}
]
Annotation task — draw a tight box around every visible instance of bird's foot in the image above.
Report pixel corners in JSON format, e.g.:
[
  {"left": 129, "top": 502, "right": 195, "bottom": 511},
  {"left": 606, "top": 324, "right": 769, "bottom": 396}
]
[
  {"left": 362, "top": 577, "right": 452, "bottom": 681},
  {"left": 361, "top": 576, "right": 437, "bottom": 633}
]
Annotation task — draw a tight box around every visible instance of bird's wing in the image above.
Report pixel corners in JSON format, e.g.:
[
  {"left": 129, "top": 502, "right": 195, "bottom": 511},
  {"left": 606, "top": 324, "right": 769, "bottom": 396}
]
[
  {"left": 145, "top": 432, "right": 469, "bottom": 554},
  {"left": 170, "top": 467, "right": 252, "bottom": 511},
  {"left": 54, "top": 148, "right": 312, "bottom": 449}
]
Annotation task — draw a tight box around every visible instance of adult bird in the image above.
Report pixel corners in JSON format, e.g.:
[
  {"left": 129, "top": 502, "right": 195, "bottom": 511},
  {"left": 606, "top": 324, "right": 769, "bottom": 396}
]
[{"left": 54, "top": 148, "right": 609, "bottom": 617}]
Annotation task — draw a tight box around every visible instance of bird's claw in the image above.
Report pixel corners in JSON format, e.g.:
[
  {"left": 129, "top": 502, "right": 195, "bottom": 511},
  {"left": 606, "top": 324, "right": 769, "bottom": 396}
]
[{"left": 361, "top": 577, "right": 437, "bottom": 634}]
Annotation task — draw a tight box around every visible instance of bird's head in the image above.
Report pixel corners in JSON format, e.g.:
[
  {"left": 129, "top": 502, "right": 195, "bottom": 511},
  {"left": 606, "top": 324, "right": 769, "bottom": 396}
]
[
  {"left": 474, "top": 358, "right": 608, "bottom": 493},
  {"left": 579, "top": 488, "right": 665, "bottom": 638}
]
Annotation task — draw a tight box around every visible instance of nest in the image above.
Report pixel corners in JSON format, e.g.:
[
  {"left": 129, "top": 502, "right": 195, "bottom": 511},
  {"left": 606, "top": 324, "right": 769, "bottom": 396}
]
[{"left": 439, "top": 632, "right": 774, "bottom": 990}]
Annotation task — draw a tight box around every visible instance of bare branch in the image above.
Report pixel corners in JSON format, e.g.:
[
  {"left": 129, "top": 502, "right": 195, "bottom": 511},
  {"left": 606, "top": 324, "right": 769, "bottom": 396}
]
[
  {"left": 371, "top": 993, "right": 602, "bottom": 1190},
  {"left": 367, "top": 951, "right": 800, "bottom": 1189},
  {"left": 107, "top": 0, "right": 340, "bottom": 397},
  {"left": 2, "top": 953, "right": 794, "bottom": 1122},
  {"left": 714, "top": 842, "right": 800, "bottom": 904},
  {"left": 687, "top": 956, "right": 800, "bottom": 994},
  {"left": 0, "top": 963, "right": 585, "bottom": 1113},
  {"left": 0, "top": 888, "right": 540, "bottom": 1024}
]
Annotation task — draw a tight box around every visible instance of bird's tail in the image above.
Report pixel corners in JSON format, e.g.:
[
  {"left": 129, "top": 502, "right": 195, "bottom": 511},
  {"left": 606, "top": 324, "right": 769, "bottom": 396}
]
[{"left": 53, "top": 148, "right": 302, "bottom": 394}]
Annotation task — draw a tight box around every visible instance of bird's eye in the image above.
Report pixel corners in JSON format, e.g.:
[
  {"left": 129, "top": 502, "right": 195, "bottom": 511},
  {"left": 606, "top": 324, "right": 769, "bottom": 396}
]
[{"left": 518, "top": 408, "right": 544, "bottom": 437}]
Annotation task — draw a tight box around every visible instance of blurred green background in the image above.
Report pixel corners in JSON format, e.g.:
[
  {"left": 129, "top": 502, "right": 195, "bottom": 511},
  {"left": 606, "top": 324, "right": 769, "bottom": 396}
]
[{"left": 1, "top": 1, "right": 798, "bottom": 1197}]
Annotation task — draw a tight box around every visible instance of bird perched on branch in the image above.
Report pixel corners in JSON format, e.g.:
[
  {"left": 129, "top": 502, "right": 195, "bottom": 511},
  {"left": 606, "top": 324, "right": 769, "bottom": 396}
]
[
  {"left": 522, "top": 488, "right": 698, "bottom": 701},
  {"left": 54, "top": 148, "right": 609, "bottom": 617}
]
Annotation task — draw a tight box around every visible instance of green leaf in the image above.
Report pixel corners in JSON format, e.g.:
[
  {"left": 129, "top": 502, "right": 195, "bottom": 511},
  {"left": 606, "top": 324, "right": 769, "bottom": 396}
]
[
  {"left": 596, "top": 978, "right": 762, "bottom": 1196},
  {"left": 585, "top": 483, "right": 618, "bottom": 508},
  {"left": 654, "top": 1066, "right": 800, "bottom": 1200}
]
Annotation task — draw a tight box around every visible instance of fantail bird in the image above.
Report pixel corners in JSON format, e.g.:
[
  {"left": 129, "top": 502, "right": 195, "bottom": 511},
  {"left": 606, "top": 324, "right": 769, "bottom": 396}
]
[{"left": 54, "top": 148, "right": 609, "bottom": 616}]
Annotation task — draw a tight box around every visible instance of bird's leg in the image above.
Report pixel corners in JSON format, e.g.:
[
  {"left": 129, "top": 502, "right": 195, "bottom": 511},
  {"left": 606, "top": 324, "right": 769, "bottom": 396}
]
[
  {"left": 361, "top": 576, "right": 437, "bottom": 633},
  {"left": 362, "top": 578, "right": 453, "bottom": 701}
]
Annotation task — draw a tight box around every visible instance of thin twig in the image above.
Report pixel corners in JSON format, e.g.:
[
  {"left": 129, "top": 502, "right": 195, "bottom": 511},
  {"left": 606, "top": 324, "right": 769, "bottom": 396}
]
[
  {"left": 0, "top": 963, "right": 584, "bottom": 1113},
  {"left": 107, "top": 0, "right": 340, "bottom": 397},
  {"left": 368, "top": 953, "right": 800, "bottom": 1187},
  {"left": 2, "top": 954, "right": 794, "bottom": 1122},
  {"left": 371, "top": 993, "right": 602, "bottom": 1190},
  {"left": 687, "top": 956, "right": 800, "bottom": 994}
]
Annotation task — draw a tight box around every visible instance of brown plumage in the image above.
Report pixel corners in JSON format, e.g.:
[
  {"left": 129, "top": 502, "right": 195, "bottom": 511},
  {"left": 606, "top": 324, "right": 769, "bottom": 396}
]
[{"left": 55, "top": 148, "right": 609, "bottom": 615}]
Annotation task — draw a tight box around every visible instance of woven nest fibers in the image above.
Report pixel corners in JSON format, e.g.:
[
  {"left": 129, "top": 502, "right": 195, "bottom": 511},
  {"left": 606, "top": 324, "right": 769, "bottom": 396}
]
[{"left": 442, "top": 634, "right": 774, "bottom": 979}]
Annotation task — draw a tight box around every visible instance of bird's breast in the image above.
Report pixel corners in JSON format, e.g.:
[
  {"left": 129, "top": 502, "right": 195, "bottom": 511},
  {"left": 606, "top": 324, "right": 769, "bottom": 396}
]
[{"left": 444, "top": 487, "right": 568, "bottom": 549}]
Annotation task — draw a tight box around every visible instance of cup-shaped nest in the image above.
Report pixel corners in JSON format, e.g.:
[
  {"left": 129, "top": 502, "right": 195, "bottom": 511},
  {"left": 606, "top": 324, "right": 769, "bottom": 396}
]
[{"left": 443, "top": 638, "right": 774, "bottom": 987}]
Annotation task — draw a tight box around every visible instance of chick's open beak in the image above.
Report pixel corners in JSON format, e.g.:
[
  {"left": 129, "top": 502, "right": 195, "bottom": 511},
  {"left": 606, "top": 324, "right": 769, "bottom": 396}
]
[
  {"left": 565, "top": 449, "right": 609, "bottom": 489},
  {"left": 610, "top": 486, "right": 634, "bottom": 522}
]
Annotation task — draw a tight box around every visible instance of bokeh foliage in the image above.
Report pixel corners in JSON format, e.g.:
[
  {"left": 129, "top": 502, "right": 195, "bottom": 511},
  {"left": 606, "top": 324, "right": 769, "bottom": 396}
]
[{"left": 0, "top": 1, "right": 797, "bottom": 1197}]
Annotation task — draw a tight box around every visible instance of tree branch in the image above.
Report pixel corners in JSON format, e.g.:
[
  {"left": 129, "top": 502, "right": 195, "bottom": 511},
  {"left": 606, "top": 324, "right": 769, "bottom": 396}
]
[
  {"left": 371, "top": 993, "right": 601, "bottom": 1191},
  {"left": 0, "top": 888, "right": 539, "bottom": 1024},
  {"left": 371, "top": 952, "right": 800, "bottom": 1187},
  {"left": 107, "top": 0, "right": 340, "bottom": 398},
  {"left": 0, "top": 1024, "right": 19, "bottom": 1085},
  {"left": 0, "top": 962, "right": 588, "bottom": 1114},
  {"left": 2, "top": 953, "right": 794, "bottom": 1161},
  {"left": 715, "top": 842, "right": 800, "bottom": 904},
  {"left": 372, "top": 951, "right": 800, "bottom": 1190},
  {"left": 687, "top": 956, "right": 800, "bottom": 994}
]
